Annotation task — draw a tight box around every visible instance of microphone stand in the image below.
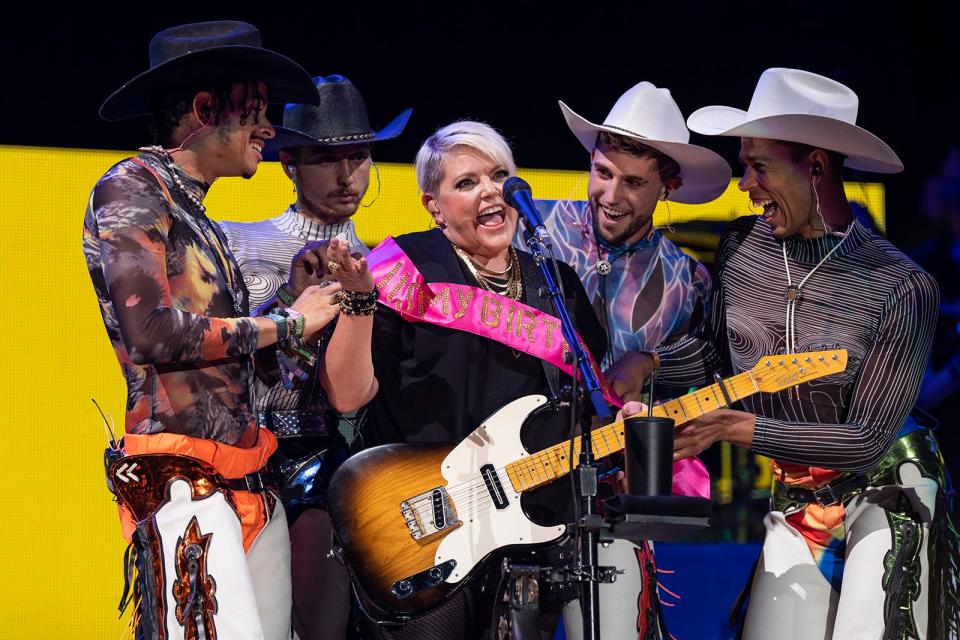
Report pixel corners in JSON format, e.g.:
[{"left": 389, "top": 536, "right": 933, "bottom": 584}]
[{"left": 523, "top": 230, "right": 611, "bottom": 640}]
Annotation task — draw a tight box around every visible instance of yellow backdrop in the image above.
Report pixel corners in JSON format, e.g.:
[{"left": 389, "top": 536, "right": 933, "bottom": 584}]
[{"left": 0, "top": 145, "right": 883, "bottom": 638}]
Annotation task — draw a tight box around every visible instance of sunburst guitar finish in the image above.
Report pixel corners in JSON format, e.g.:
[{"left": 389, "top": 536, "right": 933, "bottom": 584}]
[{"left": 327, "top": 350, "right": 848, "bottom": 622}]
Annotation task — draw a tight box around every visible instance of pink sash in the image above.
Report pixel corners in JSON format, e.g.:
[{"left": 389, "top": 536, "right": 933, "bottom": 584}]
[{"left": 367, "top": 237, "right": 710, "bottom": 498}]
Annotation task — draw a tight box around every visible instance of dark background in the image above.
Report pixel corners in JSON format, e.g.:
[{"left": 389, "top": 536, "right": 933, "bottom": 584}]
[
  {"left": 6, "top": 1, "right": 960, "bottom": 507},
  {"left": 5, "top": 1, "right": 959, "bottom": 240}
]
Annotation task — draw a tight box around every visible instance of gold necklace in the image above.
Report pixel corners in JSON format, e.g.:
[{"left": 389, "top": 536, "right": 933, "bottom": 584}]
[{"left": 453, "top": 244, "right": 523, "bottom": 301}]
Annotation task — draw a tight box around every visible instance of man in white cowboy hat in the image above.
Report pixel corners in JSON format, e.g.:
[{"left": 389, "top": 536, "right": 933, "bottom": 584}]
[
  {"left": 219, "top": 75, "right": 411, "bottom": 640},
  {"left": 84, "top": 21, "right": 348, "bottom": 640},
  {"left": 520, "top": 81, "right": 732, "bottom": 640},
  {"left": 644, "top": 67, "right": 960, "bottom": 639}
]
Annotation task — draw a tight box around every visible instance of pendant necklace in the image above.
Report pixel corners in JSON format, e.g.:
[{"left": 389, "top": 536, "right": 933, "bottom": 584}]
[
  {"left": 593, "top": 219, "right": 653, "bottom": 365},
  {"left": 782, "top": 225, "right": 853, "bottom": 400}
]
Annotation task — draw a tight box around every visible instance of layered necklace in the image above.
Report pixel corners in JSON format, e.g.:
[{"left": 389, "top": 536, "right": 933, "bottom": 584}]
[
  {"left": 140, "top": 146, "right": 246, "bottom": 316},
  {"left": 452, "top": 244, "right": 523, "bottom": 301},
  {"left": 782, "top": 223, "right": 854, "bottom": 355}
]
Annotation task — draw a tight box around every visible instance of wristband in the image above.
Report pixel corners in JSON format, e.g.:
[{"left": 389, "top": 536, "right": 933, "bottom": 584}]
[
  {"left": 276, "top": 285, "right": 296, "bottom": 306},
  {"left": 265, "top": 313, "right": 289, "bottom": 342},
  {"left": 279, "top": 308, "right": 306, "bottom": 339}
]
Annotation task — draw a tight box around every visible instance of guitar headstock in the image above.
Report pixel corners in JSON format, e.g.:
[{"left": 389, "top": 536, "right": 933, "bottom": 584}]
[{"left": 750, "top": 349, "right": 848, "bottom": 393}]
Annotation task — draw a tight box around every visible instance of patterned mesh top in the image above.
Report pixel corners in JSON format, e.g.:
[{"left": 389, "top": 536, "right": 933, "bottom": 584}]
[
  {"left": 521, "top": 199, "right": 711, "bottom": 370},
  {"left": 658, "top": 216, "right": 939, "bottom": 473},
  {"left": 221, "top": 206, "right": 368, "bottom": 413},
  {"left": 83, "top": 152, "right": 262, "bottom": 446}
]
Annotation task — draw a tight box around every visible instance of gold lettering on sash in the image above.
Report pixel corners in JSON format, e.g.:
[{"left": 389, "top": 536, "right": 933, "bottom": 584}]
[
  {"left": 406, "top": 282, "right": 424, "bottom": 316},
  {"left": 375, "top": 261, "right": 402, "bottom": 291},
  {"left": 543, "top": 318, "right": 560, "bottom": 349},
  {"left": 518, "top": 309, "right": 537, "bottom": 343},
  {"left": 453, "top": 289, "right": 474, "bottom": 319},
  {"left": 481, "top": 295, "right": 502, "bottom": 327},
  {"left": 389, "top": 273, "right": 410, "bottom": 302},
  {"left": 429, "top": 287, "right": 451, "bottom": 317},
  {"left": 505, "top": 304, "right": 516, "bottom": 335}
]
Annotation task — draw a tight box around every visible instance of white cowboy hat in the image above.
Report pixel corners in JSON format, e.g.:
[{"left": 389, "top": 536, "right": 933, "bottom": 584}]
[
  {"left": 559, "top": 81, "right": 732, "bottom": 204},
  {"left": 686, "top": 68, "right": 902, "bottom": 174}
]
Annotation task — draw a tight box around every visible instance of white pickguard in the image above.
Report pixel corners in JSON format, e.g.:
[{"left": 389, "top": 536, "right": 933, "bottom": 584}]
[{"left": 434, "top": 394, "right": 565, "bottom": 583}]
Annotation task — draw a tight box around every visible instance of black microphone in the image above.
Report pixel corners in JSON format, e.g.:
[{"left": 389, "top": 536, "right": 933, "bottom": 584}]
[{"left": 503, "top": 176, "right": 551, "bottom": 245}]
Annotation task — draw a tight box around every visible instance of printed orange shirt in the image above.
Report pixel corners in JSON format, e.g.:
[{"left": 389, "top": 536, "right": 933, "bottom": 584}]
[{"left": 83, "top": 153, "right": 262, "bottom": 446}]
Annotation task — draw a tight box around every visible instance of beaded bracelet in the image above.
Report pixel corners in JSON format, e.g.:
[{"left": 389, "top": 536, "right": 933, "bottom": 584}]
[
  {"left": 276, "top": 285, "right": 296, "bottom": 307},
  {"left": 339, "top": 289, "right": 378, "bottom": 316},
  {"left": 278, "top": 307, "right": 306, "bottom": 339},
  {"left": 273, "top": 307, "right": 312, "bottom": 389}
]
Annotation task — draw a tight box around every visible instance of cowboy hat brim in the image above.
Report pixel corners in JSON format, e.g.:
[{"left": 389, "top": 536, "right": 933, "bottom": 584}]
[
  {"left": 687, "top": 106, "right": 903, "bottom": 174},
  {"left": 560, "top": 101, "right": 732, "bottom": 204},
  {"left": 99, "top": 46, "right": 319, "bottom": 121},
  {"left": 263, "top": 107, "right": 412, "bottom": 161}
]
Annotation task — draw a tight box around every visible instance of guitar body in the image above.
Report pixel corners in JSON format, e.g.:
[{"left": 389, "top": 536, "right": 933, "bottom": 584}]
[
  {"left": 327, "top": 395, "right": 565, "bottom": 622},
  {"left": 327, "top": 348, "right": 849, "bottom": 621}
]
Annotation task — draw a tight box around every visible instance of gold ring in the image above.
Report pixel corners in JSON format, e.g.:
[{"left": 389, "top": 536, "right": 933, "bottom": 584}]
[{"left": 328, "top": 261, "right": 343, "bottom": 272}]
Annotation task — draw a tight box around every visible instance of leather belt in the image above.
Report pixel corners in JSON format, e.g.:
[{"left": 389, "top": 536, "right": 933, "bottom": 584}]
[
  {"left": 778, "top": 473, "right": 870, "bottom": 507},
  {"left": 258, "top": 410, "right": 331, "bottom": 438},
  {"left": 222, "top": 469, "right": 282, "bottom": 494}
]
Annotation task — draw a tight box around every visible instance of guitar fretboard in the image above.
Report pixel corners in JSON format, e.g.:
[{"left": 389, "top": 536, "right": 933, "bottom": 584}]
[{"left": 503, "top": 371, "right": 760, "bottom": 492}]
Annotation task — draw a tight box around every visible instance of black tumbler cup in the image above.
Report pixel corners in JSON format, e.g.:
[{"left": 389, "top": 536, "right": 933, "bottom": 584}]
[{"left": 623, "top": 416, "right": 675, "bottom": 496}]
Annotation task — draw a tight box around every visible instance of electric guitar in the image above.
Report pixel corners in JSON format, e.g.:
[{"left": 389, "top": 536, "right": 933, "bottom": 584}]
[{"left": 327, "top": 350, "right": 848, "bottom": 621}]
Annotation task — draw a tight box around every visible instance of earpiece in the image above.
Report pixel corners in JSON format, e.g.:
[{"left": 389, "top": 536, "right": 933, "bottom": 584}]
[
  {"left": 661, "top": 187, "right": 671, "bottom": 201},
  {"left": 287, "top": 165, "right": 296, "bottom": 174},
  {"left": 811, "top": 163, "right": 823, "bottom": 177}
]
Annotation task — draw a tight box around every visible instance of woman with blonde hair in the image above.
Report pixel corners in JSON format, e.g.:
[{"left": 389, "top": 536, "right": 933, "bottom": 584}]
[{"left": 322, "top": 120, "right": 607, "bottom": 639}]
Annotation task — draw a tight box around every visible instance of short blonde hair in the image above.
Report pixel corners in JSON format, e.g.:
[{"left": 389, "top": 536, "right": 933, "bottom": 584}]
[{"left": 415, "top": 120, "right": 517, "bottom": 194}]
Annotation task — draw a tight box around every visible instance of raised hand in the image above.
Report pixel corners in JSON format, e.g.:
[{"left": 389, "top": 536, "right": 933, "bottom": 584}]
[
  {"left": 287, "top": 240, "right": 332, "bottom": 297},
  {"left": 326, "top": 238, "right": 375, "bottom": 292},
  {"left": 290, "top": 282, "right": 343, "bottom": 336}
]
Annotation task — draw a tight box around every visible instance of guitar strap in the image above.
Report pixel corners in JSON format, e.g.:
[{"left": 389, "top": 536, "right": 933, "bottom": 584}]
[{"left": 515, "top": 250, "right": 560, "bottom": 401}]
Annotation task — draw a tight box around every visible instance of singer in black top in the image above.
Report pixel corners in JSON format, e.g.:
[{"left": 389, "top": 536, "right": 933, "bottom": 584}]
[{"left": 324, "top": 121, "right": 606, "bottom": 639}]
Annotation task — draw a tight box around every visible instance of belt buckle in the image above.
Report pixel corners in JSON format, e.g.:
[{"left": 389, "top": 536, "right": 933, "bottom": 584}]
[
  {"left": 813, "top": 484, "right": 839, "bottom": 507},
  {"left": 245, "top": 472, "right": 265, "bottom": 493}
]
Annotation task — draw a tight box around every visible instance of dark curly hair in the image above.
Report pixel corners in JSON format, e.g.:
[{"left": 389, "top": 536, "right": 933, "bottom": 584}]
[{"left": 150, "top": 80, "right": 266, "bottom": 147}]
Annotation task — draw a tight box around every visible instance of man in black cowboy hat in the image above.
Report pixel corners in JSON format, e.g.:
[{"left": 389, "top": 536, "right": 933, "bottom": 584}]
[
  {"left": 219, "top": 74, "right": 410, "bottom": 640},
  {"left": 84, "top": 21, "right": 346, "bottom": 640}
]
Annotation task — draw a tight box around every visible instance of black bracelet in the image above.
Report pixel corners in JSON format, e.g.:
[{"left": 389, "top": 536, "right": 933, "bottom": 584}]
[{"left": 339, "top": 289, "right": 378, "bottom": 316}]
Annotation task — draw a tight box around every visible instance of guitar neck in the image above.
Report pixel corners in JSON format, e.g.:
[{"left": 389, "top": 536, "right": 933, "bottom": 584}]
[{"left": 504, "top": 371, "right": 760, "bottom": 493}]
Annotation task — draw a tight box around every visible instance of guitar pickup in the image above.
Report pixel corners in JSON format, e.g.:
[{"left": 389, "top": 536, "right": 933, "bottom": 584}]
[
  {"left": 400, "top": 486, "right": 460, "bottom": 540},
  {"left": 481, "top": 464, "right": 509, "bottom": 510},
  {"left": 392, "top": 560, "right": 457, "bottom": 599}
]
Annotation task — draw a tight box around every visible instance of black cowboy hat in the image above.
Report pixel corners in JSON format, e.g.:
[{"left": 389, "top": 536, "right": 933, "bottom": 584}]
[
  {"left": 264, "top": 75, "right": 412, "bottom": 160},
  {"left": 100, "top": 20, "right": 319, "bottom": 121}
]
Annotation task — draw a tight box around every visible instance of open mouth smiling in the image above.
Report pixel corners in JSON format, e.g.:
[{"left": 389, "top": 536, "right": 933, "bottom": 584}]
[{"left": 477, "top": 205, "right": 505, "bottom": 227}]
